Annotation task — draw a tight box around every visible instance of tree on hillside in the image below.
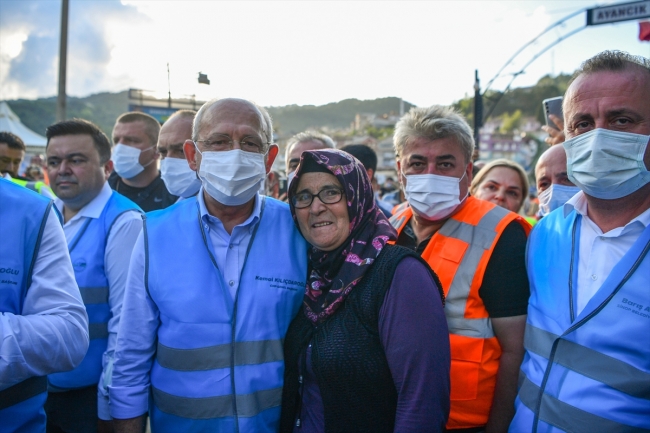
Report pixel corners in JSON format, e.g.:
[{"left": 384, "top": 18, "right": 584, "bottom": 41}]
[{"left": 452, "top": 73, "right": 573, "bottom": 126}]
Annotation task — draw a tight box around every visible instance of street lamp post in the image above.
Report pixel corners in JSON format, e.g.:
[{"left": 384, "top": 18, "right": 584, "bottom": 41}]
[{"left": 56, "top": 0, "right": 69, "bottom": 122}]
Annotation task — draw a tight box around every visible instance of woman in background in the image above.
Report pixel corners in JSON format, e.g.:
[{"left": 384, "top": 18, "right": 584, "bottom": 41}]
[{"left": 470, "top": 158, "right": 529, "bottom": 214}]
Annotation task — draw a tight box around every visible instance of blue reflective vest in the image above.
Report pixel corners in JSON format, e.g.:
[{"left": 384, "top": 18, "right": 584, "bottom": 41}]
[
  {"left": 144, "top": 196, "right": 307, "bottom": 433},
  {"left": 49, "top": 191, "right": 141, "bottom": 390},
  {"left": 0, "top": 178, "right": 52, "bottom": 432},
  {"left": 511, "top": 208, "right": 650, "bottom": 433}
]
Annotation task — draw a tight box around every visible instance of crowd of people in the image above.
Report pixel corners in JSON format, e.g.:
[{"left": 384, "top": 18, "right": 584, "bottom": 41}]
[{"left": 1, "top": 49, "right": 648, "bottom": 433}]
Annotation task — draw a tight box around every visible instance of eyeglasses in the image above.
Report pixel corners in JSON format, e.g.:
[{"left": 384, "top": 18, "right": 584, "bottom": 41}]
[
  {"left": 291, "top": 187, "right": 344, "bottom": 209},
  {"left": 194, "top": 133, "right": 268, "bottom": 153}
]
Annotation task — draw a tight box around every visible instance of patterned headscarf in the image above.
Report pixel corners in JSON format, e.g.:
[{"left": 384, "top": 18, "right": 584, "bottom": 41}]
[{"left": 288, "top": 149, "right": 397, "bottom": 324}]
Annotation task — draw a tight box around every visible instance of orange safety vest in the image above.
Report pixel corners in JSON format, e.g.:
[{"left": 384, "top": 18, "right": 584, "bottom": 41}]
[{"left": 390, "top": 196, "right": 531, "bottom": 429}]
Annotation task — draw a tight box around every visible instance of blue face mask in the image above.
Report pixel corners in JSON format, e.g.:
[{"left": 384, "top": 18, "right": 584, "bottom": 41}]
[
  {"left": 538, "top": 184, "right": 580, "bottom": 217},
  {"left": 563, "top": 128, "right": 650, "bottom": 200}
]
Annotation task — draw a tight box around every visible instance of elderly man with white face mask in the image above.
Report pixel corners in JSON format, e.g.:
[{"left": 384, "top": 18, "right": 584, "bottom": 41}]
[
  {"left": 511, "top": 51, "right": 650, "bottom": 433},
  {"left": 109, "top": 98, "right": 308, "bottom": 433}
]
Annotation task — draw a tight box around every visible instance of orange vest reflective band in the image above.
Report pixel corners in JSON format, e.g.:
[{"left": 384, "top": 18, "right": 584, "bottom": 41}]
[{"left": 390, "top": 196, "right": 531, "bottom": 429}]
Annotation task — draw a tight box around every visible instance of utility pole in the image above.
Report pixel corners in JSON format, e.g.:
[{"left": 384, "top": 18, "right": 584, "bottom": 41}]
[
  {"left": 167, "top": 63, "right": 172, "bottom": 109},
  {"left": 56, "top": 0, "right": 69, "bottom": 122},
  {"left": 473, "top": 69, "right": 483, "bottom": 158}
]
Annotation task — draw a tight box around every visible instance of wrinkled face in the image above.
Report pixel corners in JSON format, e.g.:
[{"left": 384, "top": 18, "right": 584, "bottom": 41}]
[
  {"left": 294, "top": 172, "right": 350, "bottom": 251},
  {"left": 474, "top": 166, "right": 524, "bottom": 213},
  {"left": 397, "top": 136, "right": 472, "bottom": 201},
  {"left": 158, "top": 116, "right": 193, "bottom": 160},
  {"left": 112, "top": 120, "right": 158, "bottom": 167},
  {"left": 184, "top": 99, "right": 277, "bottom": 175},
  {"left": 47, "top": 134, "right": 109, "bottom": 209},
  {"left": 0, "top": 143, "right": 25, "bottom": 176},
  {"left": 564, "top": 68, "right": 650, "bottom": 169},
  {"left": 535, "top": 146, "right": 574, "bottom": 193},
  {"left": 286, "top": 140, "right": 329, "bottom": 176}
]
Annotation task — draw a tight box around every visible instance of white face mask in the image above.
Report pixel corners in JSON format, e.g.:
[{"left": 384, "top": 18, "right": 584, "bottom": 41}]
[
  {"left": 563, "top": 128, "right": 650, "bottom": 200},
  {"left": 195, "top": 146, "right": 267, "bottom": 206},
  {"left": 538, "top": 184, "right": 580, "bottom": 217},
  {"left": 402, "top": 171, "right": 468, "bottom": 221},
  {"left": 287, "top": 170, "right": 296, "bottom": 190},
  {"left": 112, "top": 144, "right": 153, "bottom": 179},
  {"left": 160, "top": 157, "right": 201, "bottom": 198}
]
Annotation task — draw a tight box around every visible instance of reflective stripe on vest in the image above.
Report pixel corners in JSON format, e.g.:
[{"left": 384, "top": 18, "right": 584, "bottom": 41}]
[
  {"left": 79, "top": 286, "right": 109, "bottom": 305},
  {"left": 440, "top": 205, "right": 508, "bottom": 339},
  {"left": 145, "top": 196, "right": 307, "bottom": 431},
  {"left": 152, "top": 386, "right": 282, "bottom": 420},
  {"left": 0, "top": 376, "right": 47, "bottom": 410},
  {"left": 157, "top": 339, "right": 283, "bottom": 371},
  {"left": 48, "top": 191, "right": 141, "bottom": 389},
  {"left": 518, "top": 376, "right": 650, "bottom": 433},
  {"left": 390, "top": 197, "right": 531, "bottom": 430},
  {"left": 0, "top": 179, "right": 51, "bottom": 429},
  {"left": 9, "top": 177, "right": 46, "bottom": 194},
  {"left": 524, "top": 324, "right": 650, "bottom": 400},
  {"left": 512, "top": 209, "right": 650, "bottom": 433}
]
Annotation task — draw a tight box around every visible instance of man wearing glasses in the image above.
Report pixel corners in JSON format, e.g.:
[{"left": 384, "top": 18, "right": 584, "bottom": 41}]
[{"left": 109, "top": 98, "right": 308, "bottom": 433}]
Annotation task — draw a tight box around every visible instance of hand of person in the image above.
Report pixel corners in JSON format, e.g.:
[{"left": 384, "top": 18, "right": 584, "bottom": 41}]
[{"left": 541, "top": 114, "right": 565, "bottom": 145}]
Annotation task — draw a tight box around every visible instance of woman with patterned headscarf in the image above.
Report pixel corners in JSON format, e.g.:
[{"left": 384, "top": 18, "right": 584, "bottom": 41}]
[{"left": 280, "top": 149, "right": 450, "bottom": 432}]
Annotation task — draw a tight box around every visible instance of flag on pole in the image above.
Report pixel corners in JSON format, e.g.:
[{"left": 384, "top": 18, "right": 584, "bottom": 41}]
[{"left": 640, "top": 21, "right": 650, "bottom": 41}]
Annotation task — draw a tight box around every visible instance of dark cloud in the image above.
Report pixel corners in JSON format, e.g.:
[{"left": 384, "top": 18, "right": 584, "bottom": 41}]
[
  {"left": 1, "top": 0, "right": 144, "bottom": 97},
  {"left": 7, "top": 34, "right": 58, "bottom": 95}
]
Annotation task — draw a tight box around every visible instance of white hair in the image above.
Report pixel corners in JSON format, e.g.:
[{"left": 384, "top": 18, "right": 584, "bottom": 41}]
[{"left": 192, "top": 98, "right": 273, "bottom": 151}]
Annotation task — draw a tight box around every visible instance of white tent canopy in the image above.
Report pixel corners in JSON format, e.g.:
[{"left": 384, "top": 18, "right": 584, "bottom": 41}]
[{"left": 0, "top": 101, "right": 46, "bottom": 148}]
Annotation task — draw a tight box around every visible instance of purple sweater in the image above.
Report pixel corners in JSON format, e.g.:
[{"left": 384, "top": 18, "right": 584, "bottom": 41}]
[{"left": 294, "top": 256, "right": 451, "bottom": 432}]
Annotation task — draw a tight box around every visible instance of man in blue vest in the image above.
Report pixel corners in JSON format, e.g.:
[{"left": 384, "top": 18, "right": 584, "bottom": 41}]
[
  {"left": 0, "top": 178, "right": 89, "bottom": 432},
  {"left": 110, "top": 98, "right": 308, "bottom": 433},
  {"left": 43, "top": 119, "right": 143, "bottom": 433},
  {"left": 511, "top": 51, "right": 650, "bottom": 432}
]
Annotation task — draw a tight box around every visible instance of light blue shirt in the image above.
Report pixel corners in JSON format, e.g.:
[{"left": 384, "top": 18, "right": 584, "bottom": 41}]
[
  {"left": 54, "top": 182, "right": 142, "bottom": 420},
  {"left": 0, "top": 208, "right": 89, "bottom": 389},
  {"left": 197, "top": 189, "right": 262, "bottom": 299},
  {"left": 109, "top": 190, "right": 263, "bottom": 420}
]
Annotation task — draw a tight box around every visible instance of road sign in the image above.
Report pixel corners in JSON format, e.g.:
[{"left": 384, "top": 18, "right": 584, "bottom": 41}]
[{"left": 587, "top": 1, "right": 650, "bottom": 26}]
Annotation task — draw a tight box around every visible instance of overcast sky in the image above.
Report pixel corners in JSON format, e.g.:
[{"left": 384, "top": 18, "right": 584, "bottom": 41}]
[{"left": 0, "top": 0, "right": 648, "bottom": 108}]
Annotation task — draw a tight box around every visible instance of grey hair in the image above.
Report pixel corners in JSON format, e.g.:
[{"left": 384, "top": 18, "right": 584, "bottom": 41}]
[
  {"left": 393, "top": 105, "right": 474, "bottom": 163},
  {"left": 192, "top": 98, "right": 274, "bottom": 151},
  {"left": 286, "top": 131, "right": 336, "bottom": 155}
]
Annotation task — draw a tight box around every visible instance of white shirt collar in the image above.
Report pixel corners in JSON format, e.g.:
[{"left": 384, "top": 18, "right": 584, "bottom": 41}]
[
  {"left": 55, "top": 182, "right": 113, "bottom": 224},
  {"left": 563, "top": 190, "right": 650, "bottom": 231}
]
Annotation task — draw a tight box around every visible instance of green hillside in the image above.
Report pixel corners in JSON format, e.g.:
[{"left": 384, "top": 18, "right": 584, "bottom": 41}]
[
  {"left": 7, "top": 91, "right": 129, "bottom": 139},
  {"left": 453, "top": 73, "right": 573, "bottom": 129},
  {"left": 4, "top": 74, "right": 572, "bottom": 141}
]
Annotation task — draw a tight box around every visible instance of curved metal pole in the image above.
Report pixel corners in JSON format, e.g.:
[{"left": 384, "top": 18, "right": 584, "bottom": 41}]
[
  {"left": 483, "top": 6, "right": 590, "bottom": 96},
  {"left": 482, "top": 25, "right": 587, "bottom": 122}
]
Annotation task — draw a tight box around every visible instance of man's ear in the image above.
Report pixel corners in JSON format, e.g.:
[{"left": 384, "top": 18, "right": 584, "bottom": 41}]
[
  {"left": 367, "top": 168, "right": 375, "bottom": 182},
  {"left": 465, "top": 161, "right": 474, "bottom": 185},
  {"left": 184, "top": 140, "right": 198, "bottom": 171},
  {"left": 104, "top": 160, "right": 114, "bottom": 180},
  {"left": 265, "top": 144, "right": 279, "bottom": 173},
  {"left": 396, "top": 160, "right": 405, "bottom": 185}
]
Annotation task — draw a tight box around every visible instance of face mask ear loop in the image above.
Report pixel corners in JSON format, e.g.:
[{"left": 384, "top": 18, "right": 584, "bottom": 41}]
[{"left": 141, "top": 146, "right": 157, "bottom": 169}]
